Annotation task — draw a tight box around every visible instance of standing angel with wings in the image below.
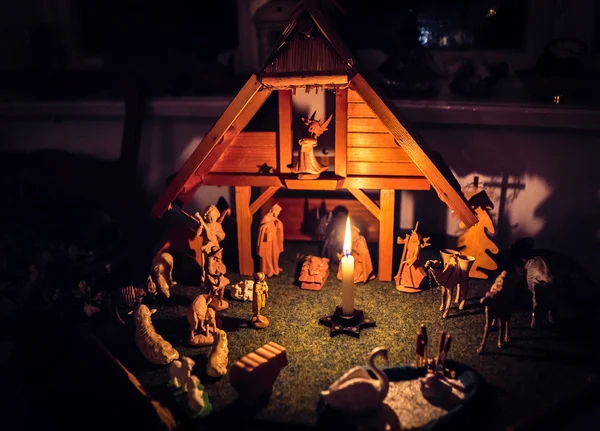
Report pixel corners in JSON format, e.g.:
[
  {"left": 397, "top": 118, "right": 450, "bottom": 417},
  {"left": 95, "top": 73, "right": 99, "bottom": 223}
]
[{"left": 292, "top": 112, "right": 333, "bottom": 179}]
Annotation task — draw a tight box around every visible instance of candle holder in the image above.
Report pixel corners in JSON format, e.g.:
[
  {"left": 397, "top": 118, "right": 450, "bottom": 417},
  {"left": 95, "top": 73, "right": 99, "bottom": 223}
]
[{"left": 319, "top": 306, "right": 376, "bottom": 338}]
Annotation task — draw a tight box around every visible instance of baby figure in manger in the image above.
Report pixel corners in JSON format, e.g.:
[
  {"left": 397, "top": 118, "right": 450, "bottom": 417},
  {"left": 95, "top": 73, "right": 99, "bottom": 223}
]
[{"left": 291, "top": 113, "right": 332, "bottom": 180}]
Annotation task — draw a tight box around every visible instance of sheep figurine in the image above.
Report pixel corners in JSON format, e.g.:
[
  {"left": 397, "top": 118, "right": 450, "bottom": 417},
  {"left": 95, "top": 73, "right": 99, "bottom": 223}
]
[
  {"left": 151, "top": 252, "right": 176, "bottom": 298},
  {"left": 186, "top": 375, "right": 206, "bottom": 411},
  {"left": 230, "top": 280, "right": 254, "bottom": 301},
  {"left": 207, "top": 329, "right": 229, "bottom": 377},
  {"left": 169, "top": 356, "right": 195, "bottom": 389},
  {"left": 477, "top": 270, "right": 515, "bottom": 354},
  {"left": 134, "top": 304, "right": 179, "bottom": 365},
  {"left": 187, "top": 295, "right": 217, "bottom": 346}
]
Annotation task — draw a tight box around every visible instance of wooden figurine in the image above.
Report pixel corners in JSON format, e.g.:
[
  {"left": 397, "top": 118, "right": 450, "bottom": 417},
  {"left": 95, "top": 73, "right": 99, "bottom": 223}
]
[
  {"left": 251, "top": 272, "right": 269, "bottom": 329},
  {"left": 230, "top": 341, "right": 288, "bottom": 403},
  {"left": 415, "top": 324, "right": 428, "bottom": 368},
  {"left": 419, "top": 371, "right": 452, "bottom": 399},
  {"left": 257, "top": 204, "right": 284, "bottom": 277},
  {"left": 425, "top": 250, "right": 475, "bottom": 318},
  {"left": 457, "top": 190, "right": 499, "bottom": 279},
  {"left": 525, "top": 256, "right": 557, "bottom": 329},
  {"left": 187, "top": 294, "right": 217, "bottom": 347},
  {"left": 169, "top": 356, "right": 195, "bottom": 389},
  {"left": 394, "top": 222, "right": 431, "bottom": 293},
  {"left": 336, "top": 226, "right": 374, "bottom": 284},
  {"left": 321, "top": 208, "right": 348, "bottom": 265},
  {"left": 203, "top": 246, "right": 229, "bottom": 311},
  {"left": 291, "top": 113, "right": 332, "bottom": 179},
  {"left": 206, "top": 329, "right": 229, "bottom": 378},
  {"left": 230, "top": 279, "right": 254, "bottom": 301},
  {"left": 151, "top": 252, "right": 176, "bottom": 298},
  {"left": 478, "top": 270, "right": 515, "bottom": 354},
  {"left": 186, "top": 375, "right": 206, "bottom": 411},
  {"left": 436, "top": 331, "right": 447, "bottom": 367},
  {"left": 299, "top": 255, "right": 330, "bottom": 290},
  {"left": 321, "top": 347, "right": 390, "bottom": 415},
  {"left": 134, "top": 304, "right": 179, "bottom": 365},
  {"left": 108, "top": 276, "right": 157, "bottom": 325},
  {"left": 194, "top": 205, "right": 230, "bottom": 282}
]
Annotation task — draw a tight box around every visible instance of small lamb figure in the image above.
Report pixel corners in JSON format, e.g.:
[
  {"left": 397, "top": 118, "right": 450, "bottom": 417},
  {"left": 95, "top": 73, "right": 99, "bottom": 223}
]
[
  {"left": 478, "top": 270, "right": 515, "bottom": 354},
  {"left": 207, "top": 329, "right": 229, "bottom": 378},
  {"left": 186, "top": 375, "right": 206, "bottom": 411},
  {"left": 169, "top": 356, "right": 195, "bottom": 389},
  {"left": 230, "top": 280, "right": 254, "bottom": 301}
]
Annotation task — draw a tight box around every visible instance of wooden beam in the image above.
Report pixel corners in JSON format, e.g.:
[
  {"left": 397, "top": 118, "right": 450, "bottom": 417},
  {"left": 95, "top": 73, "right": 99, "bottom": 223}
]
[
  {"left": 350, "top": 73, "right": 478, "bottom": 227},
  {"left": 177, "top": 88, "right": 273, "bottom": 204},
  {"left": 235, "top": 186, "right": 254, "bottom": 276},
  {"left": 278, "top": 90, "right": 293, "bottom": 173},
  {"left": 347, "top": 188, "right": 380, "bottom": 220},
  {"left": 335, "top": 88, "right": 348, "bottom": 177},
  {"left": 202, "top": 174, "right": 283, "bottom": 187},
  {"left": 378, "top": 189, "right": 395, "bottom": 281},
  {"left": 283, "top": 177, "right": 344, "bottom": 190},
  {"left": 260, "top": 74, "right": 348, "bottom": 88},
  {"left": 152, "top": 74, "right": 264, "bottom": 218},
  {"left": 249, "top": 186, "right": 280, "bottom": 216},
  {"left": 343, "top": 176, "right": 430, "bottom": 190}
]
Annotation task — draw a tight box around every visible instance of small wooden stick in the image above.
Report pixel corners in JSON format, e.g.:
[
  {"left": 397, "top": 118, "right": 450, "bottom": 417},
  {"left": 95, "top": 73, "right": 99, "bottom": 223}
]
[
  {"left": 440, "top": 334, "right": 452, "bottom": 367},
  {"left": 437, "top": 331, "right": 447, "bottom": 366}
]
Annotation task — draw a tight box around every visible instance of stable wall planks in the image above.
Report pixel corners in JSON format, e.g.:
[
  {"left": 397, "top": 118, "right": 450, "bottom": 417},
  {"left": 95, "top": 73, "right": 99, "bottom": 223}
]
[
  {"left": 348, "top": 118, "right": 389, "bottom": 133},
  {"left": 347, "top": 132, "right": 399, "bottom": 148},
  {"left": 348, "top": 89, "right": 364, "bottom": 103},
  {"left": 348, "top": 103, "right": 376, "bottom": 118},
  {"left": 347, "top": 147, "right": 411, "bottom": 163},
  {"left": 347, "top": 161, "right": 424, "bottom": 177},
  {"left": 211, "top": 132, "right": 277, "bottom": 174}
]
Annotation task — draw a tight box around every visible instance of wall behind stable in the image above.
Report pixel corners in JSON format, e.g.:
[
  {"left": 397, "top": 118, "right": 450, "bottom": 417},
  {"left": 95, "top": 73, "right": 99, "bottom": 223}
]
[{"left": 0, "top": 98, "right": 598, "bottom": 279}]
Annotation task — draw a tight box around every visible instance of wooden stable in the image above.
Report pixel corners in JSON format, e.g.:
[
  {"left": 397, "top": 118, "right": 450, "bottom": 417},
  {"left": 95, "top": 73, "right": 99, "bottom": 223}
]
[{"left": 152, "top": 2, "right": 478, "bottom": 281}]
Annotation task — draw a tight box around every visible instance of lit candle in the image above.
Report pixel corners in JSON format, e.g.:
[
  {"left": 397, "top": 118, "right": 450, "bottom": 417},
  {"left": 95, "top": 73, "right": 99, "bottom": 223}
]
[{"left": 341, "top": 216, "right": 354, "bottom": 316}]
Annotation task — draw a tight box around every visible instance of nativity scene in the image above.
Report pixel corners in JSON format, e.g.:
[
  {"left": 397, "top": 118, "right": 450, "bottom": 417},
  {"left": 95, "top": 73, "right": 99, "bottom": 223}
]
[{"left": 11, "top": 2, "right": 595, "bottom": 431}]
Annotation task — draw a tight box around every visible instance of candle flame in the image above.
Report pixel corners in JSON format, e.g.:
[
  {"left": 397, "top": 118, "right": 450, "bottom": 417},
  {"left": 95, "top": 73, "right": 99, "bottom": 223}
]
[{"left": 343, "top": 216, "right": 352, "bottom": 256}]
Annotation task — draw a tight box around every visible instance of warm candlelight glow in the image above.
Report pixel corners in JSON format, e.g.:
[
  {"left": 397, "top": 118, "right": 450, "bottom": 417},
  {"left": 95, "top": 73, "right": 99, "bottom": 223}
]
[
  {"left": 341, "top": 216, "right": 354, "bottom": 316},
  {"left": 343, "top": 216, "right": 352, "bottom": 256}
]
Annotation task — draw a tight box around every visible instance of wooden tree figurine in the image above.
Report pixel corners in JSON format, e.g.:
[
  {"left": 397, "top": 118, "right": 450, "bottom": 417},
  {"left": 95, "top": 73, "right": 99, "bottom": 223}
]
[
  {"left": 394, "top": 222, "right": 431, "bottom": 293},
  {"left": 457, "top": 190, "right": 499, "bottom": 279}
]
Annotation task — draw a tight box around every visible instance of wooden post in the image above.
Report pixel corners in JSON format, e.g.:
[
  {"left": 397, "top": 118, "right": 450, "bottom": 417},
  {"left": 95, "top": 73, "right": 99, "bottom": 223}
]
[
  {"left": 335, "top": 88, "right": 348, "bottom": 177},
  {"left": 278, "top": 90, "right": 293, "bottom": 173},
  {"left": 235, "top": 186, "right": 254, "bottom": 275},
  {"left": 378, "top": 189, "right": 395, "bottom": 281}
]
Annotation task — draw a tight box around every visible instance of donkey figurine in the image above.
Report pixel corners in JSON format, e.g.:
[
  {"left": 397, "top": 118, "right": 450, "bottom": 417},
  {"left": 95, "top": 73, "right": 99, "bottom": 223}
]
[{"left": 425, "top": 249, "right": 475, "bottom": 318}]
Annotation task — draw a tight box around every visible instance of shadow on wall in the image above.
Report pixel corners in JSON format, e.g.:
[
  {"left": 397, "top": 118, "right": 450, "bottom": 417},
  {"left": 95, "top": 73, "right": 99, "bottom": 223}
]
[{"left": 418, "top": 125, "right": 600, "bottom": 282}]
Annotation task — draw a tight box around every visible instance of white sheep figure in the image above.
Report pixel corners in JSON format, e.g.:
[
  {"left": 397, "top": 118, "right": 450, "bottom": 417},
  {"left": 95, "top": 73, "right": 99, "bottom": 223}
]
[
  {"left": 169, "top": 356, "right": 196, "bottom": 389},
  {"left": 186, "top": 375, "right": 206, "bottom": 411},
  {"left": 230, "top": 280, "right": 254, "bottom": 301}
]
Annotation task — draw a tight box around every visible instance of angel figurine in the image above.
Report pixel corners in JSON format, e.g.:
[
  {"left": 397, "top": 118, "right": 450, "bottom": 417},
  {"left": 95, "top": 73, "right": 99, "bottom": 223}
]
[{"left": 291, "top": 113, "right": 332, "bottom": 179}]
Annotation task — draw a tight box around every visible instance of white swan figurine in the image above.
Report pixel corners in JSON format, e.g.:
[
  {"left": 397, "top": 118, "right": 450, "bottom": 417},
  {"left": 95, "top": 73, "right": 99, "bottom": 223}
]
[{"left": 321, "top": 347, "right": 390, "bottom": 415}]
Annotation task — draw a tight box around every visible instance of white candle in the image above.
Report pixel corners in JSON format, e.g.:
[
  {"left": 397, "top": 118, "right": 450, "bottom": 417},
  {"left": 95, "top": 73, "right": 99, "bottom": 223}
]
[{"left": 341, "top": 216, "right": 354, "bottom": 316}]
